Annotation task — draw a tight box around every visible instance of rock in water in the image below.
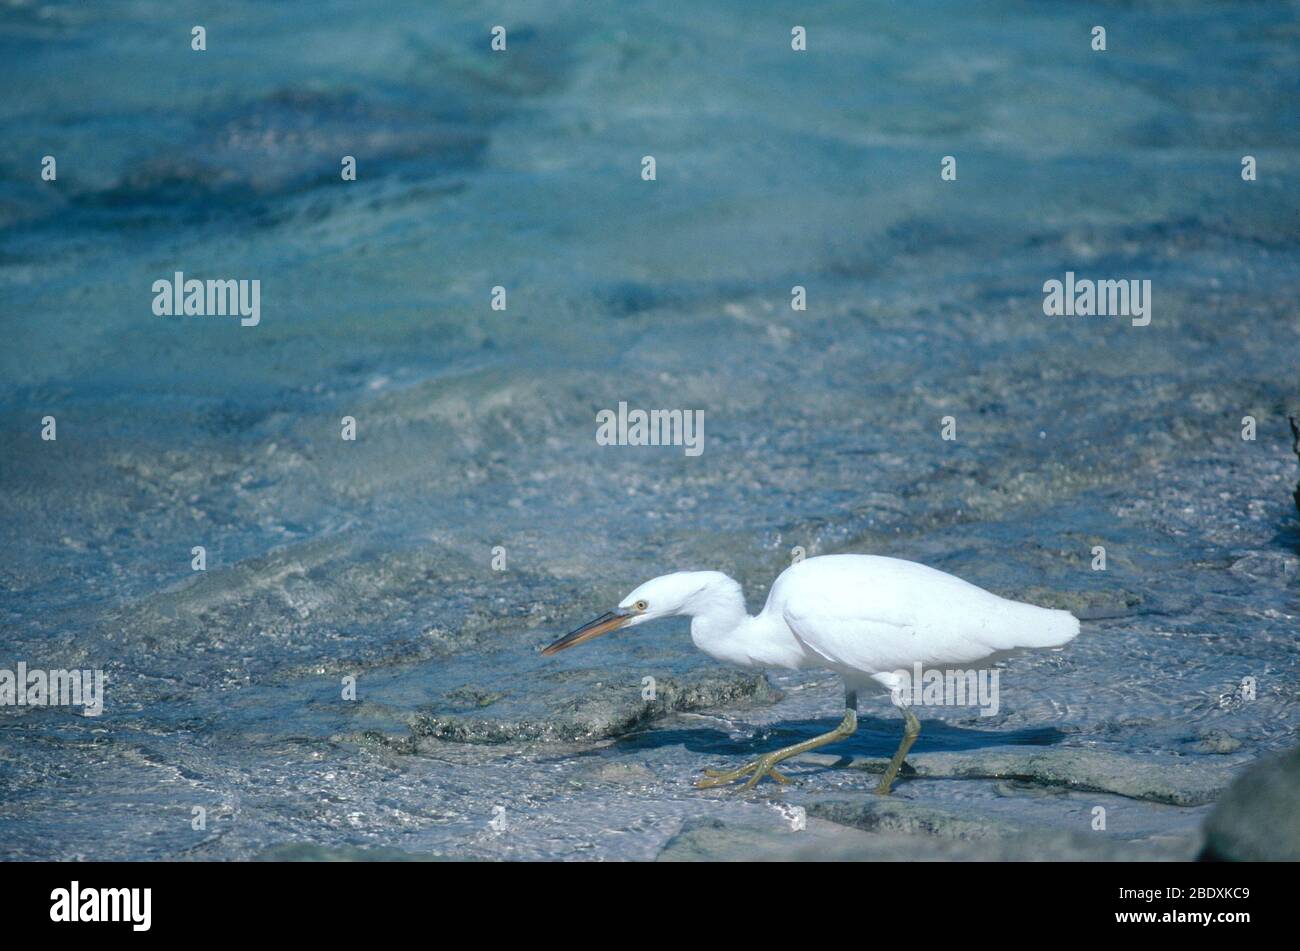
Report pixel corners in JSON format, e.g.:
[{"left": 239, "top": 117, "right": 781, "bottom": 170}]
[
  {"left": 1200, "top": 747, "right": 1300, "bottom": 861},
  {"left": 1289, "top": 416, "right": 1300, "bottom": 516}
]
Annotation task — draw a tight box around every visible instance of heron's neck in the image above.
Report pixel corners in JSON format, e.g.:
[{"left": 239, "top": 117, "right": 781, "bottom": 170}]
[{"left": 685, "top": 576, "right": 756, "bottom": 666}]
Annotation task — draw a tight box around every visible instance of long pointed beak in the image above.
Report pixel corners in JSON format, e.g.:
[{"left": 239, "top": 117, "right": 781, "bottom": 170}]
[{"left": 541, "top": 610, "right": 632, "bottom": 656}]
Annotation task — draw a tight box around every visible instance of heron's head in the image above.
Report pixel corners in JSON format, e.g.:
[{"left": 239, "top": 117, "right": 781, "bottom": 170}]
[{"left": 540, "top": 571, "right": 739, "bottom": 656}]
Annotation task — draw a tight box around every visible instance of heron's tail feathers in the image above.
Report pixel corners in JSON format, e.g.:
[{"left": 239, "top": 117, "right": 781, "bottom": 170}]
[{"left": 1016, "top": 606, "right": 1080, "bottom": 649}]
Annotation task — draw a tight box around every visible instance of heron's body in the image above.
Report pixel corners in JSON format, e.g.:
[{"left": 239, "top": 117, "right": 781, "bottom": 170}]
[
  {"left": 543, "top": 553, "right": 1080, "bottom": 792},
  {"left": 690, "top": 555, "right": 1079, "bottom": 683}
]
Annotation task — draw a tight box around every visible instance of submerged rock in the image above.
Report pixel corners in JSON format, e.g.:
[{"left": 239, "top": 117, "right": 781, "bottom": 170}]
[
  {"left": 256, "top": 842, "right": 454, "bottom": 862},
  {"left": 87, "top": 88, "right": 487, "bottom": 213},
  {"left": 410, "top": 667, "right": 772, "bottom": 744},
  {"left": 444, "top": 685, "right": 507, "bottom": 709},
  {"left": 1013, "top": 586, "right": 1144, "bottom": 620},
  {"left": 1200, "top": 746, "right": 1300, "bottom": 861},
  {"left": 1190, "top": 728, "right": 1243, "bottom": 755}
]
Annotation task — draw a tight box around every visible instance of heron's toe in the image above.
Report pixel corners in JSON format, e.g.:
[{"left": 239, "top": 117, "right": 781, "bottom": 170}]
[
  {"left": 696, "top": 758, "right": 765, "bottom": 788},
  {"left": 739, "top": 757, "right": 792, "bottom": 790}
]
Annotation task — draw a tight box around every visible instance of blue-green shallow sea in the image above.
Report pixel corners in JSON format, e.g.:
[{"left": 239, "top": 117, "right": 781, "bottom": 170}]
[{"left": 1, "top": 1, "right": 1297, "bottom": 859}]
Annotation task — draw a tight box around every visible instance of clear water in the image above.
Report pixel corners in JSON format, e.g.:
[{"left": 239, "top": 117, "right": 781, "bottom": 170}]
[{"left": 1, "top": 0, "right": 1298, "bottom": 859}]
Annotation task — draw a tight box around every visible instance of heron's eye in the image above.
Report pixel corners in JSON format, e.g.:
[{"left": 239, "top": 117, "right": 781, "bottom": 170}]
[{"left": 634, "top": 600, "right": 648, "bottom": 612}]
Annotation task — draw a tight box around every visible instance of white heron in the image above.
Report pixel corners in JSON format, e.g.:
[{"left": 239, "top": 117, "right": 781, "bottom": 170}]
[{"left": 542, "top": 554, "right": 1079, "bottom": 792}]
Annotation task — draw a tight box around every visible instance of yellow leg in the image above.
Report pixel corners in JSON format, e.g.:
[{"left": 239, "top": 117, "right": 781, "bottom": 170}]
[
  {"left": 874, "top": 705, "right": 921, "bottom": 795},
  {"left": 696, "top": 707, "right": 858, "bottom": 790}
]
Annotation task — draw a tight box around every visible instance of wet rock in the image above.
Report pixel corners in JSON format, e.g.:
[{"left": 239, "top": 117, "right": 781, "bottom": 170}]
[
  {"left": 992, "top": 779, "right": 1068, "bottom": 799},
  {"left": 1200, "top": 746, "right": 1300, "bottom": 861},
  {"left": 656, "top": 812, "right": 1197, "bottom": 862},
  {"left": 656, "top": 815, "right": 887, "bottom": 861},
  {"left": 806, "top": 796, "right": 1023, "bottom": 840},
  {"left": 410, "top": 668, "right": 772, "bottom": 744},
  {"left": 1190, "top": 728, "right": 1243, "bottom": 755},
  {"left": 797, "top": 746, "right": 1240, "bottom": 806},
  {"left": 1289, "top": 416, "right": 1300, "bottom": 516}
]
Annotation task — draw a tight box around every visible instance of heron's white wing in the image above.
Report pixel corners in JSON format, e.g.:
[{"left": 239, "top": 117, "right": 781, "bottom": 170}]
[{"left": 774, "top": 554, "right": 1077, "bottom": 674}]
